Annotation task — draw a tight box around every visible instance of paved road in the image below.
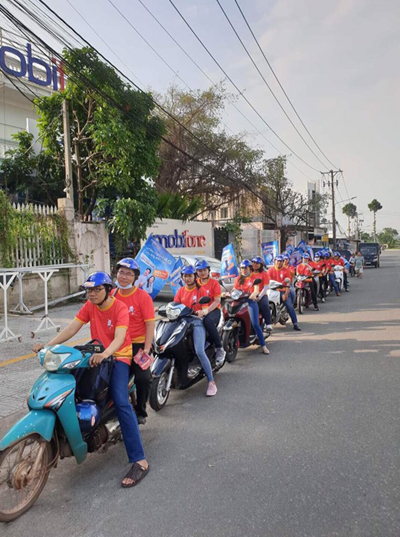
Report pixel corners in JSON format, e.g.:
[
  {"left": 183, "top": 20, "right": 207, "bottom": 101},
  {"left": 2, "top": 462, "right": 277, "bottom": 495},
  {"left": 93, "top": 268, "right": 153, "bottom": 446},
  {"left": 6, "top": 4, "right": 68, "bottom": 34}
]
[{"left": 1, "top": 252, "right": 400, "bottom": 536}]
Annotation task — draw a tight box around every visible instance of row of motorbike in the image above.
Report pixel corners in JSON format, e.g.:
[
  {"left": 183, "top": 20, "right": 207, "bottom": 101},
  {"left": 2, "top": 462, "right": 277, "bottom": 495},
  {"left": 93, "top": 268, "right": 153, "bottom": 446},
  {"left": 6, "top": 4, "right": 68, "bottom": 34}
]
[{"left": 0, "top": 268, "right": 347, "bottom": 522}]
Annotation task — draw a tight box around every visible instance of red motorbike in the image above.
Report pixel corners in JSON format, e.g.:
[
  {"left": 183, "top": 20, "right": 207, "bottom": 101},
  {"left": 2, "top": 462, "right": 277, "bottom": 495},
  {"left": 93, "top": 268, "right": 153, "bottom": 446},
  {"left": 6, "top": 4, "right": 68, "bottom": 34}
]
[
  {"left": 294, "top": 275, "right": 312, "bottom": 314},
  {"left": 220, "top": 279, "right": 265, "bottom": 363}
]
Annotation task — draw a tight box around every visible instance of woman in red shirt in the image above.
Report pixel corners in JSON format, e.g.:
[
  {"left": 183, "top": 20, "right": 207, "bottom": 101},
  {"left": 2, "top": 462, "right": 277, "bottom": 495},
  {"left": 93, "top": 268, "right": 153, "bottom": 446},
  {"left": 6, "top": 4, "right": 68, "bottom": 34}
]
[
  {"left": 251, "top": 256, "right": 272, "bottom": 333},
  {"left": 234, "top": 260, "right": 269, "bottom": 354},
  {"left": 175, "top": 266, "right": 217, "bottom": 397}
]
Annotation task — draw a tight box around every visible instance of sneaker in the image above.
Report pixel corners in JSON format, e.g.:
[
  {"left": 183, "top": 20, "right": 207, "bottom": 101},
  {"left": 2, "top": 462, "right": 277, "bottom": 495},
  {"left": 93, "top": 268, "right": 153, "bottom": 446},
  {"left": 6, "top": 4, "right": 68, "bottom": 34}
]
[
  {"left": 321, "top": 298, "right": 326, "bottom": 303},
  {"left": 293, "top": 324, "right": 302, "bottom": 331},
  {"left": 266, "top": 325, "right": 273, "bottom": 332},
  {"left": 215, "top": 347, "right": 226, "bottom": 367},
  {"left": 313, "top": 306, "right": 319, "bottom": 311},
  {"left": 345, "top": 289, "right": 349, "bottom": 292},
  {"left": 137, "top": 416, "right": 146, "bottom": 425},
  {"left": 206, "top": 381, "right": 217, "bottom": 397}
]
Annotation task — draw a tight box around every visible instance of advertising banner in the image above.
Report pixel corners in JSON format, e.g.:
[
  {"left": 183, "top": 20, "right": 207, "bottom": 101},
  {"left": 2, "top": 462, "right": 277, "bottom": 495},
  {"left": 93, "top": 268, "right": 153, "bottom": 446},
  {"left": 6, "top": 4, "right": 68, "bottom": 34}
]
[
  {"left": 135, "top": 234, "right": 175, "bottom": 299},
  {"left": 220, "top": 243, "right": 239, "bottom": 279},
  {"left": 169, "top": 257, "right": 184, "bottom": 297},
  {"left": 261, "top": 241, "right": 279, "bottom": 266},
  {"left": 144, "top": 218, "right": 213, "bottom": 256}
]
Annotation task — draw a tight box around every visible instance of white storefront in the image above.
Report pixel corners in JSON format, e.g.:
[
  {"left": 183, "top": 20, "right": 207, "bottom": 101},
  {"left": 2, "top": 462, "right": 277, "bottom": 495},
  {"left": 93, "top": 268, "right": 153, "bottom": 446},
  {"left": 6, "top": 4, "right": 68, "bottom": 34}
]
[
  {"left": 145, "top": 218, "right": 214, "bottom": 257},
  {"left": 0, "top": 29, "right": 63, "bottom": 163}
]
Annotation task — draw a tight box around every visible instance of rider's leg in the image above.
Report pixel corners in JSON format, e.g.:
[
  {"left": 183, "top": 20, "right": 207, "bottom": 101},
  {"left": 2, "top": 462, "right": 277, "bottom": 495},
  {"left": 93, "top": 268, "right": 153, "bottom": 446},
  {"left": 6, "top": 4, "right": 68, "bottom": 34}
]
[
  {"left": 310, "top": 280, "right": 318, "bottom": 308},
  {"left": 203, "top": 309, "right": 222, "bottom": 348},
  {"left": 131, "top": 343, "right": 153, "bottom": 420},
  {"left": 329, "top": 273, "right": 340, "bottom": 295},
  {"left": 282, "top": 292, "right": 299, "bottom": 325},
  {"left": 258, "top": 296, "right": 272, "bottom": 325},
  {"left": 192, "top": 323, "right": 214, "bottom": 382},
  {"left": 109, "top": 361, "right": 146, "bottom": 464},
  {"left": 247, "top": 300, "right": 266, "bottom": 347}
]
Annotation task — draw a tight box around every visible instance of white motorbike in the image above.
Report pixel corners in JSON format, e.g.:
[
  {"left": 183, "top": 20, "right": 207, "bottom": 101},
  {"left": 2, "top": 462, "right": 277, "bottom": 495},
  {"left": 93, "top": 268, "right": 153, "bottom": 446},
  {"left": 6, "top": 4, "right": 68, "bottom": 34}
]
[
  {"left": 267, "top": 279, "right": 290, "bottom": 326},
  {"left": 333, "top": 265, "right": 344, "bottom": 292}
]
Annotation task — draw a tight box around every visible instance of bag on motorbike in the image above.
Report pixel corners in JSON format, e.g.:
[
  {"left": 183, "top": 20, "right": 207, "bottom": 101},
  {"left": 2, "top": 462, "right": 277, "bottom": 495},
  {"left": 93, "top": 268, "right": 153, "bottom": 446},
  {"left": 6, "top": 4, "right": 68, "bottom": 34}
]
[{"left": 73, "top": 358, "right": 114, "bottom": 404}]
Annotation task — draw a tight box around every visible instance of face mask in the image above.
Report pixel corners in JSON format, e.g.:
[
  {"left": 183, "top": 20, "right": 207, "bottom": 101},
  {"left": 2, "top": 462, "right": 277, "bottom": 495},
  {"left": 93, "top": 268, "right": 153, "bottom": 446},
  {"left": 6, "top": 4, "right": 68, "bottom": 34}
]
[{"left": 115, "top": 281, "right": 133, "bottom": 290}]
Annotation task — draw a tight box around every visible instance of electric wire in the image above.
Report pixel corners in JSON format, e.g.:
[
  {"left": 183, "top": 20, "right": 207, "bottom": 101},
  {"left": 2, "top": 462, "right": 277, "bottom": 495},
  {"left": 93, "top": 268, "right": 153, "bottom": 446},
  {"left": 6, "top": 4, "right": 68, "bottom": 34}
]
[
  {"left": 233, "top": 0, "right": 340, "bottom": 170},
  {"left": 214, "top": 0, "right": 330, "bottom": 171},
  {"left": 168, "top": 0, "right": 321, "bottom": 173}
]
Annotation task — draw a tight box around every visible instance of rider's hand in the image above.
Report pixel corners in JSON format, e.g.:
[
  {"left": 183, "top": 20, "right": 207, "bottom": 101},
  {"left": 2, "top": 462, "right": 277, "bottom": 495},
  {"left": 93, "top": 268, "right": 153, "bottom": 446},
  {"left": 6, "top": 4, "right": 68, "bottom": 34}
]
[
  {"left": 196, "top": 309, "right": 207, "bottom": 318},
  {"left": 32, "top": 343, "right": 44, "bottom": 353},
  {"left": 89, "top": 352, "right": 108, "bottom": 367}
]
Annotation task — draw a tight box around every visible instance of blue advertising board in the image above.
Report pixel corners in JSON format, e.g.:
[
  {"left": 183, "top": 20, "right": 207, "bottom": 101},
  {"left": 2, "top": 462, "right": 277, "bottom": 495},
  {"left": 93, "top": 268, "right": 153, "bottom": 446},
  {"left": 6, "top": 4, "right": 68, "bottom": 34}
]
[
  {"left": 135, "top": 235, "right": 175, "bottom": 299},
  {"left": 261, "top": 241, "right": 279, "bottom": 266},
  {"left": 220, "top": 244, "right": 239, "bottom": 279},
  {"left": 169, "top": 257, "right": 184, "bottom": 297}
]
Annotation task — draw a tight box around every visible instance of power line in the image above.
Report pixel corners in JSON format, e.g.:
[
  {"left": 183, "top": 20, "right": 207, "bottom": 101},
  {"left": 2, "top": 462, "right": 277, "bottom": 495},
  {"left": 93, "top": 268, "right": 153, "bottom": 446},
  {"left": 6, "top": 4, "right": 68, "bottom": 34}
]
[
  {"left": 136, "top": 0, "right": 316, "bottom": 181},
  {"left": 1, "top": 1, "right": 278, "bottom": 215},
  {"left": 168, "top": 0, "right": 321, "bottom": 173},
  {"left": 233, "top": 0, "right": 340, "bottom": 170},
  {"left": 214, "top": 0, "right": 330, "bottom": 171}
]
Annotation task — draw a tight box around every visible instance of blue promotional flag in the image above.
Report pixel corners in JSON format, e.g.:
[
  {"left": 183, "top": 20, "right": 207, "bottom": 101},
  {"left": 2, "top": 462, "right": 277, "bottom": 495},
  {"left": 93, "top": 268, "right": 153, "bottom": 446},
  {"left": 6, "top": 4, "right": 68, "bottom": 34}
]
[
  {"left": 285, "top": 244, "right": 294, "bottom": 256},
  {"left": 289, "top": 249, "right": 303, "bottom": 267},
  {"left": 261, "top": 241, "right": 279, "bottom": 266},
  {"left": 306, "top": 245, "right": 314, "bottom": 260},
  {"left": 297, "top": 240, "right": 307, "bottom": 252},
  {"left": 169, "top": 257, "right": 184, "bottom": 297},
  {"left": 135, "top": 234, "right": 175, "bottom": 299},
  {"left": 220, "top": 243, "right": 239, "bottom": 279}
]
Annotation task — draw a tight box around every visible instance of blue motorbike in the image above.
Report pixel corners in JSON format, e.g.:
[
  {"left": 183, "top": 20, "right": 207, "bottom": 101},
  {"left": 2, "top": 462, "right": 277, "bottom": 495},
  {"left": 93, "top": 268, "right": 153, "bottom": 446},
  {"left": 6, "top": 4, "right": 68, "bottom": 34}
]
[{"left": 0, "top": 340, "right": 135, "bottom": 522}]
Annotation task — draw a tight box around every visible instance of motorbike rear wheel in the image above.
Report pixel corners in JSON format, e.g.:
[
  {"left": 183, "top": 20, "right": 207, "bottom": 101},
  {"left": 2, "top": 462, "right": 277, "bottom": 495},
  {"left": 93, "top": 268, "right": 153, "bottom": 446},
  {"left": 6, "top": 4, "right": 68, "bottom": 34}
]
[
  {"left": 0, "top": 434, "right": 52, "bottom": 522},
  {"left": 222, "top": 330, "right": 238, "bottom": 363},
  {"left": 296, "top": 290, "right": 303, "bottom": 314},
  {"left": 149, "top": 371, "right": 170, "bottom": 412}
]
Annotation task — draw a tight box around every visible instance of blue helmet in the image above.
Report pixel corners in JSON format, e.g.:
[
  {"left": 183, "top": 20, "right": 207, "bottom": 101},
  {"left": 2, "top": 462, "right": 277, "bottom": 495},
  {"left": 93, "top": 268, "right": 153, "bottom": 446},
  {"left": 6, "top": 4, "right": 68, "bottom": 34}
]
[
  {"left": 275, "top": 255, "right": 284, "bottom": 262},
  {"left": 282, "top": 254, "right": 290, "bottom": 260},
  {"left": 181, "top": 265, "right": 196, "bottom": 275},
  {"left": 239, "top": 259, "right": 252, "bottom": 269},
  {"left": 251, "top": 256, "right": 264, "bottom": 265},
  {"left": 116, "top": 258, "right": 140, "bottom": 272},
  {"left": 302, "top": 253, "right": 311, "bottom": 260},
  {"left": 195, "top": 259, "right": 210, "bottom": 271},
  {"left": 83, "top": 272, "right": 113, "bottom": 289},
  {"left": 334, "top": 251, "right": 341, "bottom": 257},
  {"left": 76, "top": 400, "right": 100, "bottom": 434},
  {"left": 314, "top": 251, "right": 321, "bottom": 259}
]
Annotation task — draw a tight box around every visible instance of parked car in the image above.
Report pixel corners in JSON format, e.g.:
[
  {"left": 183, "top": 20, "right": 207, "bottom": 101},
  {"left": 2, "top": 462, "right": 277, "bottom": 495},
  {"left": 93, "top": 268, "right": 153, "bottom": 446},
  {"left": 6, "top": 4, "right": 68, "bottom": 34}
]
[{"left": 158, "top": 255, "right": 235, "bottom": 298}]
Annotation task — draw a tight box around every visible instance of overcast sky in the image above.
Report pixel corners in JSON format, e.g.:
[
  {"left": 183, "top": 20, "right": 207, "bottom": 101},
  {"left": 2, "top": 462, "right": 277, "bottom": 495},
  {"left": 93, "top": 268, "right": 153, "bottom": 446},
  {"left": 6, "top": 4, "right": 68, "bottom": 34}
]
[{"left": 4, "top": 0, "right": 400, "bottom": 234}]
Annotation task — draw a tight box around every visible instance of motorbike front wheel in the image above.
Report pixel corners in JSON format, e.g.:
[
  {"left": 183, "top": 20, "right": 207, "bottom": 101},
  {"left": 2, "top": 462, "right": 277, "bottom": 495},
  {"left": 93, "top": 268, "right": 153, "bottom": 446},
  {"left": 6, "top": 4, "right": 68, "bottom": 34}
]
[
  {"left": 296, "top": 290, "right": 303, "bottom": 314},
  {"left": 149, "top": 371, "right": 170, "bottom": 412},
  {"left": 0, "top": 434, "right": 53, "bottom": 522},
  {"left": 222, "top": 330, "right": 238, "bottom": 363}
]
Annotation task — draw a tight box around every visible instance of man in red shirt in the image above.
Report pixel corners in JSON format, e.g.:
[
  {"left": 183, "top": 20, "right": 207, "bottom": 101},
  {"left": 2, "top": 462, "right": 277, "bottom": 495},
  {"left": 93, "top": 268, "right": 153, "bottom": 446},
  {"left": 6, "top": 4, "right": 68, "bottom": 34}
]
[
  {"left": 267, "top": 256, "right": 301, "bottom": 331},
  {"left": 297, "top": 253, "right": 319, "bottom": 311},
  {"left": 32, "top": 272, "right": 149, "bottom": 488},
  {"left": 113, "top": 258, "right": 155, "bottom": 425},
  {"left": 334, "top": 252, "right": 349, "bottom": 292},
  {"left": 310, "top": 251, "right": 326, "bottom": 302}
]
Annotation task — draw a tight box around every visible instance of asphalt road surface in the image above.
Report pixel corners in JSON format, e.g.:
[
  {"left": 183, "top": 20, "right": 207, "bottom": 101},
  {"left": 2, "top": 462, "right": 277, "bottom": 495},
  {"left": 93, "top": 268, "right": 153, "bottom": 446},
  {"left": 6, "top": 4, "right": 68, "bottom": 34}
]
[{"left": 2, "top": 251, "right": 400, "bottom": 537}]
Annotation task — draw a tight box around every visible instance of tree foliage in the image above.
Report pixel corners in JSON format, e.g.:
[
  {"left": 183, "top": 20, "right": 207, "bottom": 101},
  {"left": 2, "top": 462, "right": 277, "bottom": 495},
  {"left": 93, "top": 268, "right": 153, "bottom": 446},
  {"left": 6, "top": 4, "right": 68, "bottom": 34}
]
[
  {"left": 35, "top": 47, "right": 164, "bottom": 239},
  {"left": 156, "top": 192, "right": 203, "bottom": 221},
  {"left": 342, "top": 202, "right": 357, "bottom": 219},
  {"left": 377, "top": 227, "right": 399, "bottom": 248}
]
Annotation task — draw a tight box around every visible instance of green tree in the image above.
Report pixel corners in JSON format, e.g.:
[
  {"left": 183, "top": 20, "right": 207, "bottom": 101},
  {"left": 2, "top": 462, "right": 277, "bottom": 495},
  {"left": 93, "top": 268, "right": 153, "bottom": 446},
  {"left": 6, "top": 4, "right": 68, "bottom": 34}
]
[
  {"left": 377, "top": 227, "right": 399, "bottom": 248},
  {"left": 1, "top": 131, "right": 64, "bottom": 205},
  {"left": 35, "top": 47, "right": 164, "bottom": 240},
  {"left": 360, "top": 231, "right": 373, "bottom": 242},
  {"left": 342, "top": 202, "right": 357, "bottom": 238},
  {"left": 156, "top": 192, "right": 203, "bottom": 221},
  {"left": 367, "top": 199, "right": 383, "bottom": 242}
]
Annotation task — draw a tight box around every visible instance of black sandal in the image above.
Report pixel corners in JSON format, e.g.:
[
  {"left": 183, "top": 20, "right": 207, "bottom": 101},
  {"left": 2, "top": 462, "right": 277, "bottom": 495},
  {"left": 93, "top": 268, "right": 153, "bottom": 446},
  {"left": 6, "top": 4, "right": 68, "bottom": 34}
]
[{"left": 121, "top": 462, "right": 150, "bottom": 488}]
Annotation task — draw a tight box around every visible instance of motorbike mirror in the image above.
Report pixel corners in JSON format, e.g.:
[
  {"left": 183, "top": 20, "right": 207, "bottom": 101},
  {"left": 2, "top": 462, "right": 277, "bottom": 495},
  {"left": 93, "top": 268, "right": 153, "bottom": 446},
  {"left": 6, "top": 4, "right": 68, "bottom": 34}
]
[
  {"left": 284, "top": 278, "right": 291, "bottom": 283},
  {"left": 199, "top": 296, "right": 212, "bottom": 305},
  {"left": 253, "top": 278, "right": 262, "bottom": 285}
]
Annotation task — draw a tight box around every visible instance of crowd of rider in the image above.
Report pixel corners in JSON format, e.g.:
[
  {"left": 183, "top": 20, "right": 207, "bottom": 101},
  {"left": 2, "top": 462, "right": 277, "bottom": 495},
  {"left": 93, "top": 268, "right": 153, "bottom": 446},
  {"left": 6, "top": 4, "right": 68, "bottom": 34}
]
[{"left": 32, "top": 248, "right": 362, "bottom": 489}]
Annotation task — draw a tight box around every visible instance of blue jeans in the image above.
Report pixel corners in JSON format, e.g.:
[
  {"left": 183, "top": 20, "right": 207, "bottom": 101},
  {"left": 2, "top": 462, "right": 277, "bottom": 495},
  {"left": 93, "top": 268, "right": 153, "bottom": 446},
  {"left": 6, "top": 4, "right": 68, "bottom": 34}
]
[
  {"left": 258, "top": 296, "right": 271, "bottom": 325},
  {"left": 282, "top": 292, "right": 298, "bottom": 325},
  {"left": 247, "top": 300, "right": 266, "bottom": 347},
  {"left": 191, "top": 320, "right": 214, "bottom": 382},
  {"left": 203, "top": 308, "right": 222, "bottom": 349},
  {"left": 109, "top": 361, "right": 145, "bottom": 463},
  {"left": 329, "top": 273, "right": 340, "bottom": 294}
]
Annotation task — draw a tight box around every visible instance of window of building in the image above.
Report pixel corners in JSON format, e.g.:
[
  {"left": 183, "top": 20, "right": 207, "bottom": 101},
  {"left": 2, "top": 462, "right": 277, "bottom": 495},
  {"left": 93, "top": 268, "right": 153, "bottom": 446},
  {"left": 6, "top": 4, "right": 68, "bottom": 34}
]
[{"left": 220, "top": 207, "right": 228, "bottom": 219}]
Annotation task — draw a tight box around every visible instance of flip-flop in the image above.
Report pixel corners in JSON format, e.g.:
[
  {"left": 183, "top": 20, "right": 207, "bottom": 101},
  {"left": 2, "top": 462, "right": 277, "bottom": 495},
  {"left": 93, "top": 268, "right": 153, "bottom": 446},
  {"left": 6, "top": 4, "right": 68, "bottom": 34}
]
[{"left": 121, "top": 463, "right": 150, "bottom": 488}]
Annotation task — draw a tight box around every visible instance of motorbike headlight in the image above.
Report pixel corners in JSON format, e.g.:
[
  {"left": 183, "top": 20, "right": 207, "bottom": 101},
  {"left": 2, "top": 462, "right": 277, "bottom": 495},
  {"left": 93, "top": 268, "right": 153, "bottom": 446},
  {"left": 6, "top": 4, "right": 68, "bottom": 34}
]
[
  {"left": 231, "top": 289, "right": 242, "bottom": 300},
  {"left": 166, "top": 303, "right": 184, "bottom": 321},
  {"left": 43, "top": 349, "right": 71, "bottom": 371}
]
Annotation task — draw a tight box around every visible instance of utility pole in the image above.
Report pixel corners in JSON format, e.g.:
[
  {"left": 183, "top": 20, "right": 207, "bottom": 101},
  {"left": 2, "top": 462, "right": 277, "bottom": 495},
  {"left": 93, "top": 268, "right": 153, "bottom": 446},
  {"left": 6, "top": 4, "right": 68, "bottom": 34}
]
[
  {"left": 321, "top": 170, "right": 341, "bottom": 250},
  {"left": 62, "top": 99, "right": 74, "bottom": 204}
]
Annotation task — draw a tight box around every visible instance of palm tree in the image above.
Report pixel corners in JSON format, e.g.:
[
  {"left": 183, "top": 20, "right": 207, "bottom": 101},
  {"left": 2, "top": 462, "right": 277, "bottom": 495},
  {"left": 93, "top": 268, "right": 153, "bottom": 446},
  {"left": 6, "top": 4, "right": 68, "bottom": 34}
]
[
  {"left": 342, "top": 202, "right": 357, "bottom": 238},
  {"left": 367, "top": 199, "right": 383, "bottom": 241}
]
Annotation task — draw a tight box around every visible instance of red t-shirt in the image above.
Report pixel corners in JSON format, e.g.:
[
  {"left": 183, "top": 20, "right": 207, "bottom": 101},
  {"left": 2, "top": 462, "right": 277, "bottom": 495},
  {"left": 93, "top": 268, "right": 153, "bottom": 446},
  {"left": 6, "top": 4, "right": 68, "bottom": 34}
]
[
  {"left": 334, "top": 258, "right": 345, "bottom": 267},
  {"left": 175, "top": 285, "right": 205, "bottom": 312},
  {"left": 251, "top": 270, "right": 270, "bottom": 288},
  {"left": 267, "top": 266, "right": 292, "bottom": 285},
  {"left": 113, "top": 287, "right": 155, "bottom": 344},
  {"left": 296, "top": 263, "right": 312, "bottom": 277},
  {"left": 234, "top": 275, "right": 255, "bottom": 294},
  {"left": 75, "top": 298, "right": 132, "bottom": 365},
  {"left": 310, "top": 261, "right": 324, "bottom": 273},
  {"left": 197, "top": 278, "right": 221, "bottom": 309}
]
